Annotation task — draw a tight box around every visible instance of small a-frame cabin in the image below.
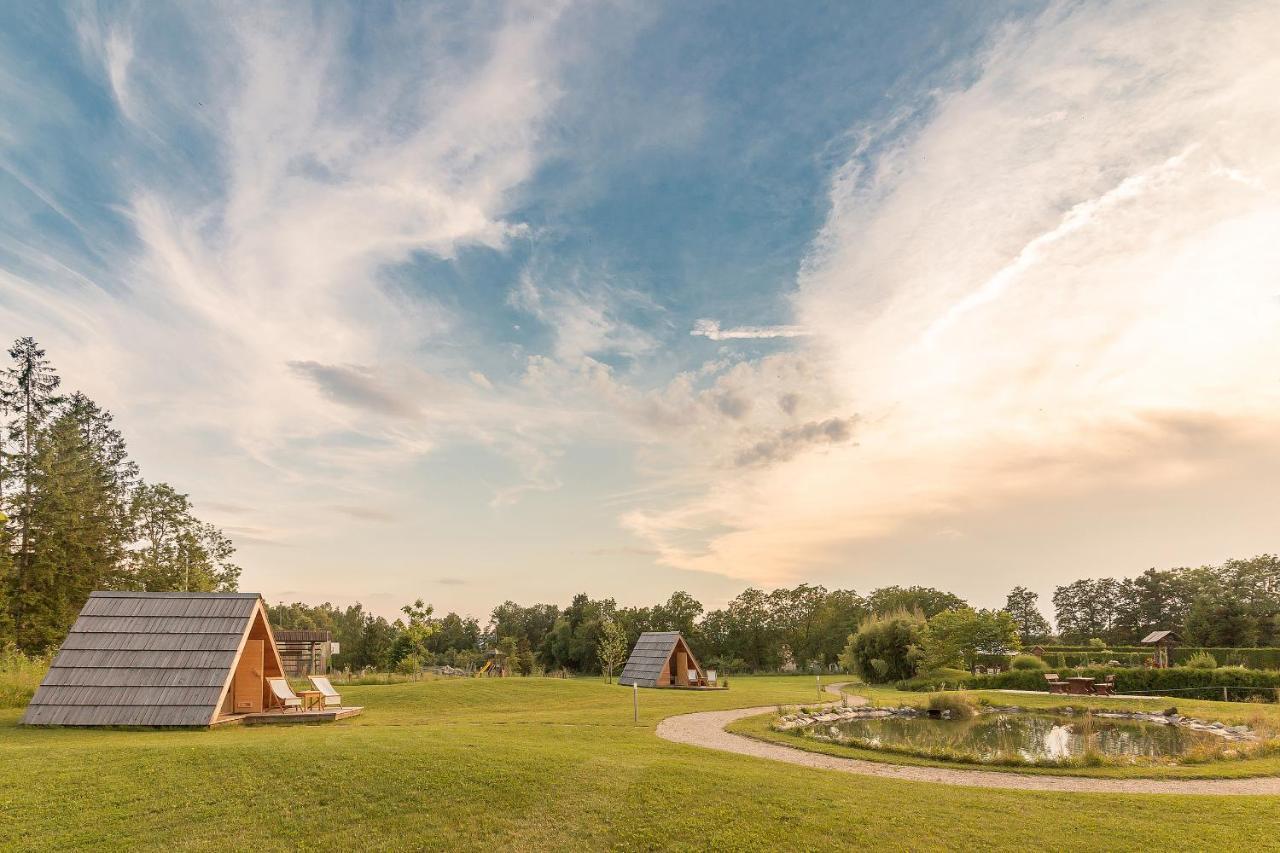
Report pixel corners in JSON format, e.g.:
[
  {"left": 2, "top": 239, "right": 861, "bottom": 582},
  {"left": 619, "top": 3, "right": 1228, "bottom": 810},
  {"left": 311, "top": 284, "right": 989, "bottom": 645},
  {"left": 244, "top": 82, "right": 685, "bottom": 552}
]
[
  {"left": 23, "top": 591, "right": 296, "bottom": 727},
  {"left": 618, "top": 631, "right": 709, "bottom": 688}
]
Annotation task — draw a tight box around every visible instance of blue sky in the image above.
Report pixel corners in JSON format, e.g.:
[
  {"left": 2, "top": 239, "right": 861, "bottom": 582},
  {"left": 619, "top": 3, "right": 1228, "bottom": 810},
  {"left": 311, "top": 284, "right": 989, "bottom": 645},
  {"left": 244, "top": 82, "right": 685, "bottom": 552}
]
[{"left": 3, "top": 1, "right": 1279, "bottom": 620}]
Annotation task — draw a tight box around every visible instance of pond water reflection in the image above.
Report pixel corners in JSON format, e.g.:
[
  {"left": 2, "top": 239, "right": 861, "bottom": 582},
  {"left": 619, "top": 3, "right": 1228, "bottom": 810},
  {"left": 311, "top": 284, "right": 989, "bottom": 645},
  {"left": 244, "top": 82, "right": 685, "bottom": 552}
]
[{"left": 824, "top": 712, "right": 1225, "bottom": 763}]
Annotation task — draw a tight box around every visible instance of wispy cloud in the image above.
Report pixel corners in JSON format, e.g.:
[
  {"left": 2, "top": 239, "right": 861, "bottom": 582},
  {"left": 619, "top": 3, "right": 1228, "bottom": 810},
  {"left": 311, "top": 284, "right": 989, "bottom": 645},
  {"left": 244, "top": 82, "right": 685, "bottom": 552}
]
[
  {"left": 627, "top": 0, "right": 1280, "bottom": 586},
  {"left": 691, "top": 319, "right": 809, "bottom": 340}
]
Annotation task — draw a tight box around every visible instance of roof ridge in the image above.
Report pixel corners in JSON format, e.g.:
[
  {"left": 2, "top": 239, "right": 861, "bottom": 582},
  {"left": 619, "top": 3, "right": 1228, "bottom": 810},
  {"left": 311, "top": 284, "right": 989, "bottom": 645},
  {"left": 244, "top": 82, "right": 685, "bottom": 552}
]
[{"left": 88, "top": 591, "right": 261, "bottom": 599}]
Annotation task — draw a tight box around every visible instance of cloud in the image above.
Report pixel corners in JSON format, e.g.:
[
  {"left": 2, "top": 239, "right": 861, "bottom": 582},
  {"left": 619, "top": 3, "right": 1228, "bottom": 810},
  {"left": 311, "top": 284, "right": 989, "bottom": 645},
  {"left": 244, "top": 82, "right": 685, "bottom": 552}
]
[
  {"left": 0, "top": 2, "right": 591, "bottom": 495},
  {"left": 328, "top": 504, "right": 398, "bottom": 523},
  {"left": 509, "top": 267, "right": 658, "bottom": 361},
  {"left": 691, "top": 319, "right": 808, "bottom": 340},
  {"left": 587, "top": 545, "right": 660, "bottom": 557},
  {"left": 734, "top": 416, "right": 858, "bottom": 467},
  {"left": 625, "top": 0, "right": 1280, "bottom": 585},
  {"left": 436, "top": 577, "right": 469, "bottom": 586},
  {"left": 288, "top": 361, "right": 419, "bottom": 418}
]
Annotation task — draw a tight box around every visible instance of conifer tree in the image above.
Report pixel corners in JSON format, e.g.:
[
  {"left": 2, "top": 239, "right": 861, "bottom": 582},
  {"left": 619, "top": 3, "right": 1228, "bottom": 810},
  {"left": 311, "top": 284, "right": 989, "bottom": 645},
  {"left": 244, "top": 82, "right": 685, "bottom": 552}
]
[{"left": 3, "top": 337, "right": 63, "bottom": 641}]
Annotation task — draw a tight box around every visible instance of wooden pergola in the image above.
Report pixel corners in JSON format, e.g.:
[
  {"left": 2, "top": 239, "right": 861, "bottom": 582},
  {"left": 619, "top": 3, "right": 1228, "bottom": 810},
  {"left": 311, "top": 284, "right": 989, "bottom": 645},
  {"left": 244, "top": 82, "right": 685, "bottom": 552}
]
[{"left": 1140, "top": 630, "right": 1181, "bottom": 669}]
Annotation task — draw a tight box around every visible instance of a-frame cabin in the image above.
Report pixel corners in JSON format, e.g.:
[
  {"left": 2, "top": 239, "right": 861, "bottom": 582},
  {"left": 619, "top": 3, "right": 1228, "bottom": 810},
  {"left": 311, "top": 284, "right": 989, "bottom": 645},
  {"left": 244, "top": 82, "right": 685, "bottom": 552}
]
[
  {"left": 618, "top": 631, "right": 708, "bottom": 688},
  {"left": 23, "top": 591, "right": 290, "bottom": 727}
]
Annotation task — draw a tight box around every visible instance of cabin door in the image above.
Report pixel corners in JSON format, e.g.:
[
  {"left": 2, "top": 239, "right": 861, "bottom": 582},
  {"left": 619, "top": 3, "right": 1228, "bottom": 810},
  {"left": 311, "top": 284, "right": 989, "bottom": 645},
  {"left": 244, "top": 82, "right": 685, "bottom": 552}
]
[{"left": 234, "top": 639, "right": 265, "bottom": 714}]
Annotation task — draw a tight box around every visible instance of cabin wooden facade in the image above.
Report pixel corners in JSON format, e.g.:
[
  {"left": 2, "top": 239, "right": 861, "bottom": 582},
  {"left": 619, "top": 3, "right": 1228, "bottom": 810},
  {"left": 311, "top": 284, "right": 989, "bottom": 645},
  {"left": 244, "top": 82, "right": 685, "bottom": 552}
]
[
  {"left": 276, "top": 630, "right": 333, "bottom": 676},
  {"left": 618, "top": 631, "right": 707, "bottom": 688},
  {"left": 23, "top": 591, "right": 291, "bottom": 726}
]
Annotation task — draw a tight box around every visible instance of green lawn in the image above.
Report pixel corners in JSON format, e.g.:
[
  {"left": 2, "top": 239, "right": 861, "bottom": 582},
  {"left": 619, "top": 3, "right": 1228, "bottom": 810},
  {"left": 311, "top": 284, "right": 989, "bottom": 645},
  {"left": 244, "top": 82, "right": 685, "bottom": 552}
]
[{"left": 2, "top": 676, "right": 1279, "bottom": 851}]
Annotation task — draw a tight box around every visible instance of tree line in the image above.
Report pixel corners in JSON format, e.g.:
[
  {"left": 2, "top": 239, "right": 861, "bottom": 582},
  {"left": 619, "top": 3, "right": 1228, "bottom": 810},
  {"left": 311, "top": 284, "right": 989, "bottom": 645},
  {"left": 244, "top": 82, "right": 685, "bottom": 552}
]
[
  {"left": 1051, "top": 556, "right": 1280, "bottom": 647},
  {"left": 271, "top": 557, "right": 1280, "bottom": 677},
  {"left": 271, "top": 584, "right": 973, "bottom": 675},
  {"left": 0, "top": 338, "right": 240, "bottom": 653}
]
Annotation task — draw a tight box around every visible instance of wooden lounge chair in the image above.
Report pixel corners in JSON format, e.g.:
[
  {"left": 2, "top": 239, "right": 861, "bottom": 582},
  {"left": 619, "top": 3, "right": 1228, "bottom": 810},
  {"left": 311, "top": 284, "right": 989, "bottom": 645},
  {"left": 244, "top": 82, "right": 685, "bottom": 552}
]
[
  {"left": 308, "top": 675, "right": 342, "bottom": 708},
  {"left": 267, "top": 677, "right": 303, "bottom": 712}
]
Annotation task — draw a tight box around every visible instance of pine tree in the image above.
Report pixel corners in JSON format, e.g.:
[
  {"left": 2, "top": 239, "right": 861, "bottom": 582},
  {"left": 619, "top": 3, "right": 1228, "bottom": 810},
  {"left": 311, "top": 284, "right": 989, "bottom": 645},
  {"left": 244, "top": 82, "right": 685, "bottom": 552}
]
[
  {"left": 18, "top": 413, "right": 110, "bottom": 650},
  {"left": 63, "top": 393, "right": 138, "bottom": 590},
  {"left": 3, "top": 337, "right": 63, "bottom": 640}
]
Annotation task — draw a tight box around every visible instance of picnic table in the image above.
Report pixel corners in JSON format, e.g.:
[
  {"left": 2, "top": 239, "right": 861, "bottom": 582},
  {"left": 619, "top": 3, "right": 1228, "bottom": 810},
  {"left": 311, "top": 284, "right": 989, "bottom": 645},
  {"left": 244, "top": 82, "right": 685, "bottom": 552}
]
[{"left": 1064, "top": 677, "right": 1096, "bottom": 695}]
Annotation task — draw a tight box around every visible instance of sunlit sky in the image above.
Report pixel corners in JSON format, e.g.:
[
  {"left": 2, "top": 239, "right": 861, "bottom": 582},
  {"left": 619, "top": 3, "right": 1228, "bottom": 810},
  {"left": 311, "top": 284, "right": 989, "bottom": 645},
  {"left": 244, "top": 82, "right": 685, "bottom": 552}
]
[{"left": 3, "top": 1, "right": 1278, "bottom": 620}]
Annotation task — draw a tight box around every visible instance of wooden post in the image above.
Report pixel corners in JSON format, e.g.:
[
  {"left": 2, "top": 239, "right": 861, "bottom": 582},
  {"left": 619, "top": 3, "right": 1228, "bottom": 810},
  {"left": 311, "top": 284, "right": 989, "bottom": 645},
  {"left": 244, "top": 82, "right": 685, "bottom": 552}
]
[{"left": 633, "top": 682, "right": 639, "bottom": 724}]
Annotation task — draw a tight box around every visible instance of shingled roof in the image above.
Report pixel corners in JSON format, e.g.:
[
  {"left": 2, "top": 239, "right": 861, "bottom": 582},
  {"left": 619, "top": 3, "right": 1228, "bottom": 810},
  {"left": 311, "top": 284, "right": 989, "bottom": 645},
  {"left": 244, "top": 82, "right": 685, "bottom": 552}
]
[
  {"left": 619, "top": 631, "right": 700, "bottom": 687},
  {"left": 22, "top": 591, "right": 275, "bottom": 727}
]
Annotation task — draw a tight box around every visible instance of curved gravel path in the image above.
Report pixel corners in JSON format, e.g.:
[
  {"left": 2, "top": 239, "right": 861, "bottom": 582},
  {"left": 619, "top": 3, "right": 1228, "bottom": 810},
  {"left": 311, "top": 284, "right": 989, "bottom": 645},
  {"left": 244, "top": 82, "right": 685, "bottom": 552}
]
[{"left": 654, "top": 684, "right": 1280, "bottom": 795}]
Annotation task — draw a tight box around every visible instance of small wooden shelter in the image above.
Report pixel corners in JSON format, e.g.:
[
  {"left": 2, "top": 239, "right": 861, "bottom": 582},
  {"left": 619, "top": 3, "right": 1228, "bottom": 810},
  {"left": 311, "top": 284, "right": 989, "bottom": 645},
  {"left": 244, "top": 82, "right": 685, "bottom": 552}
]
[
  {"left": 23, "top": 591, "right": 292, "bottom": 726},
  {"left": 276, "top": 629, "right": 333, "bottom": 676},
  {"left": 1140, "top": 630, "right": 1181, "bottom": 669},
  {"left": 618, "top": 631, "right": 706, "bottom": 688}
]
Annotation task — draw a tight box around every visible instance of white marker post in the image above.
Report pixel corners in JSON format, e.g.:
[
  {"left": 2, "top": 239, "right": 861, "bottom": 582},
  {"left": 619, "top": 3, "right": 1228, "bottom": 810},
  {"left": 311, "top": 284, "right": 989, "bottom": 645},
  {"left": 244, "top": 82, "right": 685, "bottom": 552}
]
[
  {"left": 816, "top": 672, "right": 821, "bottom": 700},
  {"left": 633, "top": 682, "right": 639, "bottom": 724}
]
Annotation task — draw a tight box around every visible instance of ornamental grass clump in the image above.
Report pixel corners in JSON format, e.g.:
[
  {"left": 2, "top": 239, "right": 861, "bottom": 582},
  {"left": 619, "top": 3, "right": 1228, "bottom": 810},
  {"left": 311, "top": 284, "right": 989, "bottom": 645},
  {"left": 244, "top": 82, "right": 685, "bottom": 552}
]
[
  {"left": 1010, "top": 653, "right": 1049, "bottom": 671},
  {"left": 926, "top": 693, "right": 978, "bottom": 720},
  {"left": 1185, "top": 651, "right": 1219, "bottom": 670}
]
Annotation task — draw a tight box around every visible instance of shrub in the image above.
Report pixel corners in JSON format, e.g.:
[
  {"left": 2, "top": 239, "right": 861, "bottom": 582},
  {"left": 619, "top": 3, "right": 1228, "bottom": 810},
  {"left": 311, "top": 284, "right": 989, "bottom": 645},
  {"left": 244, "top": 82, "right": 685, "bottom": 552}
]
[
  {"left": 896, "top": 668, "right": 971, "bottom": 691},
  {"left": 0, "top": 645, "right": 52, "bottom": 709},
  {"left": 840, "top": 610, "right": 925, "bottom": 683},
  {"left": 1010, "top": 654, "right": 1049, "bottom": 671},
  {"left": 1185, "top": 652, "right": 1218, "bottom": 669},
  {"left": 926, "top": 693, "right": 977, "bottom": 719},
  {"left": 395, "top": 654, "right": 421, "bottom": 676},
  {"left": 922, "top": 665, "right": 1280, "bottom": 701}
]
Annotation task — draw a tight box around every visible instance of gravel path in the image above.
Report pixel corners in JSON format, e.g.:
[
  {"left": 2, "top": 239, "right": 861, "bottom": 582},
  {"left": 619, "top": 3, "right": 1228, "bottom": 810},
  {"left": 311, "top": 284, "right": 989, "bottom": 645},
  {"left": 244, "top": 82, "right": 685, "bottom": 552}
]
[{"left": 654, "top": 684, "right": 1280, "bottom": 795}]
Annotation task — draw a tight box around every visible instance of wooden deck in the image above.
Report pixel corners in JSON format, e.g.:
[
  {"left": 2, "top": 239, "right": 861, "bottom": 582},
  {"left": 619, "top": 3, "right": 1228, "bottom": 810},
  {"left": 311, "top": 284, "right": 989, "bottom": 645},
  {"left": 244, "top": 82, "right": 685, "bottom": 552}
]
[{"left": 213, "top": 706, "right": 363, "bottom": 726}]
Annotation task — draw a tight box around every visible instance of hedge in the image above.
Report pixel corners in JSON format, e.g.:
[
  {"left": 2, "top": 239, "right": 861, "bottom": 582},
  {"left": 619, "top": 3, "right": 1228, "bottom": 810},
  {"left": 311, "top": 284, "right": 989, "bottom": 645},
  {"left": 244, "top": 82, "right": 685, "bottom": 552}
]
[
  {"left": 1033, "top": 646, "right": 1280, "bottom": 670},
  {"left": 899, "top": 666, "right": 1280, "bottom": 701}
]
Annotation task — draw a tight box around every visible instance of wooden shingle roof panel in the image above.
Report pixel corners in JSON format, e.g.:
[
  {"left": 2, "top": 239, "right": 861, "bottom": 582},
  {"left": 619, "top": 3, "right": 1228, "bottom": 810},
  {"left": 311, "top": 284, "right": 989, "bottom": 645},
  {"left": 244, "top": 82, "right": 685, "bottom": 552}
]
[
  {"left": 50, "top": 648, "right": 239, "bottom": 669},
  {"left": 29, "top": 685, "right": 226, "bottom": 706},
  {"left": 22, "top": 704, "right": 219, "bottom": 727},
  {"left": 23, "top": 591, "right": 265, "bottom": 727},
  {"left": 80, "top": 595, "right": 257, "bottom": 619},
  {"left": 41, "top": 667, "right": 229, "bottom": 687},
  {"left": 61, "top": 632, "right": 243, "bottom": 652},
  {"left": 72, "top": 615, "right": 252, "bottom": 634}
]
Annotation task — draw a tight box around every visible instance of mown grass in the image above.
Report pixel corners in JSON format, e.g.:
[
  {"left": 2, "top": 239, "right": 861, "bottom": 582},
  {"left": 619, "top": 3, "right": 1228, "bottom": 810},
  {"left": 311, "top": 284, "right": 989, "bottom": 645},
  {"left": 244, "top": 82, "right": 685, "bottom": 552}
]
[
  {"left": 726, "top": 683, "right": 1280, "bottom": 779},
  {"left": 1, "top": 676, "right": 1279, "bottom": 851}
]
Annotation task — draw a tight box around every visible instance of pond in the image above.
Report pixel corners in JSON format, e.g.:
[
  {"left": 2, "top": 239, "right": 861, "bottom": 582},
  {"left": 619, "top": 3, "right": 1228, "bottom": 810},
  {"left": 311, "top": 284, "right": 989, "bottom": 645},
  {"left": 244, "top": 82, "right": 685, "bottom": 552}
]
[{"left": 821, "top": 712, "right": 1228, "bottom": 764}]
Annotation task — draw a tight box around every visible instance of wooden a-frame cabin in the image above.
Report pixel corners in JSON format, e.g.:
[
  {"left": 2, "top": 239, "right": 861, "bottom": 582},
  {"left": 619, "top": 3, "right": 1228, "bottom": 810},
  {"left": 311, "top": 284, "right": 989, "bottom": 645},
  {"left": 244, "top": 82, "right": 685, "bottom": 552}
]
[
  {"left": 618, "top": 631, "right": 713, "bottom": 688},
  {"left": 22, "top": 591, "right": 358, "bottom": 727}
]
